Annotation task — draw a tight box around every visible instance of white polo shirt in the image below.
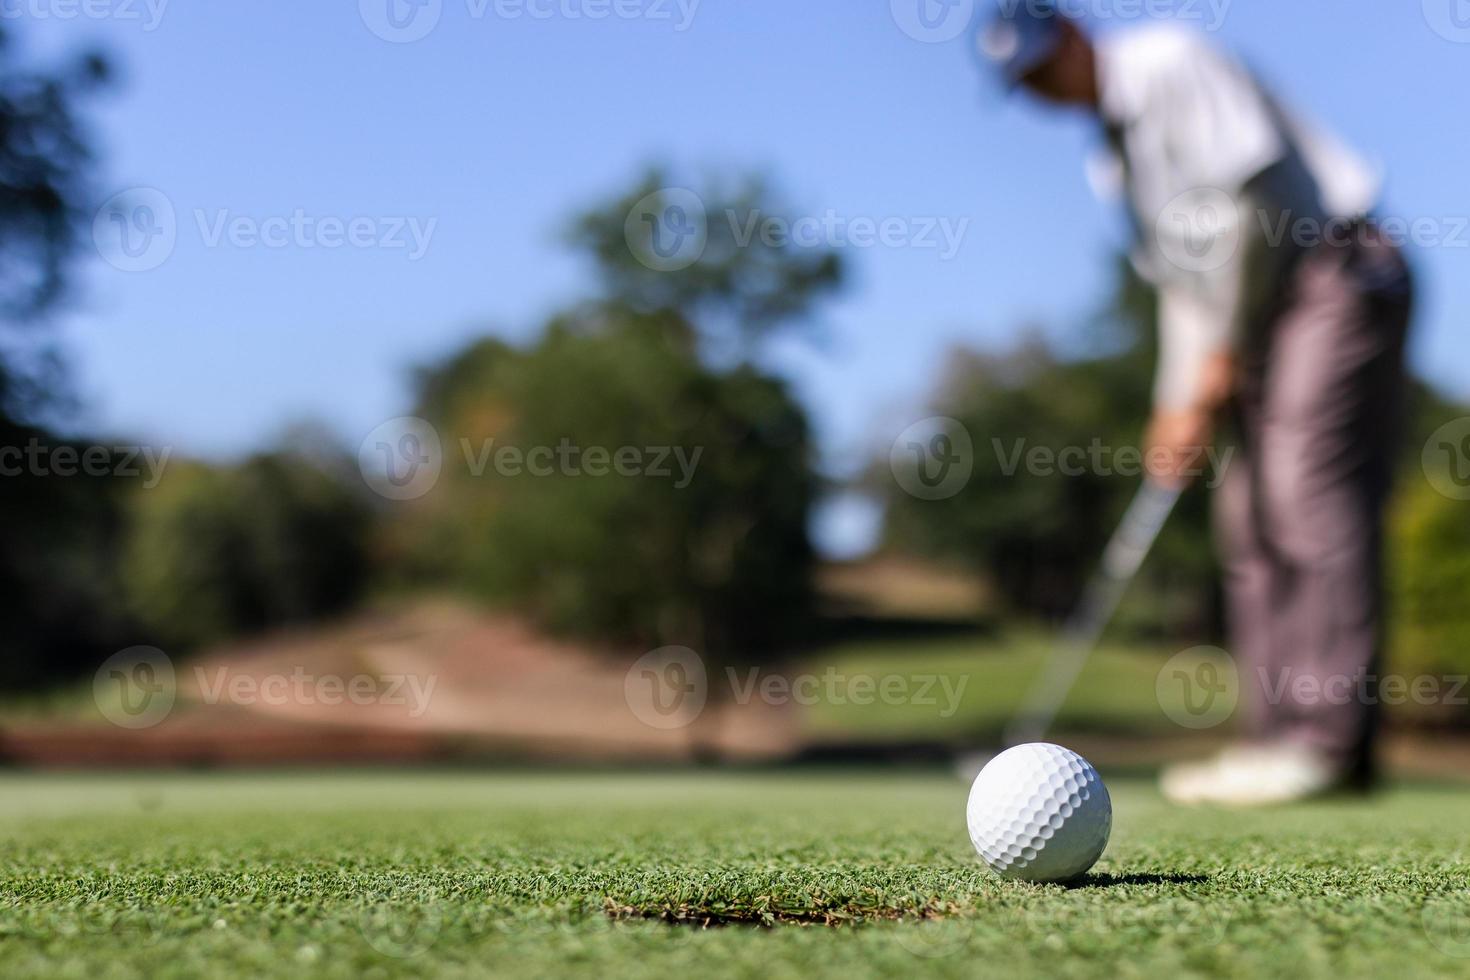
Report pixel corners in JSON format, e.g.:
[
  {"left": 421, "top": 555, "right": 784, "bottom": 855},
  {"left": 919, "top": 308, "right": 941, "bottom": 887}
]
[{"left": 1091, "top": 25, "right": 1380, "bottom": 409}]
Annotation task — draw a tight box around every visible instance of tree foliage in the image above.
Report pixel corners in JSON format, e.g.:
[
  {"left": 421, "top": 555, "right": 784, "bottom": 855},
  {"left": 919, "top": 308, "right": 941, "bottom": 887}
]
[
  {"left": 0, "top": 28, "right": 107, "bottom": 325},
  {"left": 399, "top": 311, "right": 815, "bottom": 657},
  {"left": 120, "top": 453, "right": 373, "bottom": 650},
  {"left": 0, "top": 29, "right": 118, "bottom": 688},
  {"left": 390, "top": 171, "right": 843, "bottom": 658},
  {"left": 568, "top": 171, "right": 844, "bottom": 356}
]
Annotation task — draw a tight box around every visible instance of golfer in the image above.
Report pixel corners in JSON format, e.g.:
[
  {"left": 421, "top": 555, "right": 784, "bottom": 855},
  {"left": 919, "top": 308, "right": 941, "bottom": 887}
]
[{"left": 977, "top": 4, "right": 1414, "bottom": 805}]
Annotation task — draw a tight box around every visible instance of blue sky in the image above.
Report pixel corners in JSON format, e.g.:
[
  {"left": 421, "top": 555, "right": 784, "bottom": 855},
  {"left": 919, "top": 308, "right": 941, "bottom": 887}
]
[{"left": 18, "top": 1, "right": 1470, "bottom": 553}]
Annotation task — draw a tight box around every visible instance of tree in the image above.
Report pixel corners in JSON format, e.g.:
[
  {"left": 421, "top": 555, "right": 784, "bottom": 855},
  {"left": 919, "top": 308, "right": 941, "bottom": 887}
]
[
  {"left": 389, "top": 170, "right": 845, "bottom": 662},
  {"left": 568, "top": 170, "right": 844, "bottom": 358},
  {"left": 0, "top": 28, "right": 109, "bottom": 411},
  {"left": 0, "top": 28, "right": 118, "bottom": 689},
  {"left": 402, "top": 312, "right": 815, "bottom": 657},
  {"left": 121, "top": 452, "right": 373, "bottom": 650}
]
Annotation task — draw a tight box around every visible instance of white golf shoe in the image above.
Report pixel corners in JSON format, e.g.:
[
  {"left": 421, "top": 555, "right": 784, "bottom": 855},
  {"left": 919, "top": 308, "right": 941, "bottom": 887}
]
[{"left": 1160, "top": 742, "right": 1354, "bottom": 807}]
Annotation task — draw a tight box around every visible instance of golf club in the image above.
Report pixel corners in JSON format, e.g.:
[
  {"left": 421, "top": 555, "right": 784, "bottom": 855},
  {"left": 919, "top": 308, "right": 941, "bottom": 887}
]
[{"left": 957, "top": 479, "right": 1182, "bottom": 778}]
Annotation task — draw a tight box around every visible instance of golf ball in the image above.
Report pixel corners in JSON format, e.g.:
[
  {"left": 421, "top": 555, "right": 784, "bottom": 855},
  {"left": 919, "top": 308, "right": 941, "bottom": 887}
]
[{"left": 966, "top": 742, "right": 1111, "bottom": 883}]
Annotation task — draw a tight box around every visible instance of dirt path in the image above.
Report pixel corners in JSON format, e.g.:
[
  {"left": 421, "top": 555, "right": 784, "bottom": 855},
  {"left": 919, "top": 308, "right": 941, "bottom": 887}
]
[{"left": 2, "top": 600, "right": 800, "bottom": 766}]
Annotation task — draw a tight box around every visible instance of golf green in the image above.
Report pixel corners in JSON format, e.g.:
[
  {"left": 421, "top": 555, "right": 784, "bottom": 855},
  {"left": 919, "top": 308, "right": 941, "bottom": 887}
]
[{"left": 2, "top": 770, "right": 1468, "bottom": 978}]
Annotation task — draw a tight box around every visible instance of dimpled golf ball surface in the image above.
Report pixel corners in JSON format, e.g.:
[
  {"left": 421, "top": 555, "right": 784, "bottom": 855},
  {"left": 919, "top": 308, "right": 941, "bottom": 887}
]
[{"left": 966, "top": 742, "right": 1111, "bottom": 883}]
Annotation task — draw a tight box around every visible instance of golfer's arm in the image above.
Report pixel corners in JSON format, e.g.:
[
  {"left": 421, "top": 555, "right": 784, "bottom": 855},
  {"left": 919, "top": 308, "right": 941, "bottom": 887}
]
[{"left": 1153, "top": 185, "right": 1273, "bottom": 413}]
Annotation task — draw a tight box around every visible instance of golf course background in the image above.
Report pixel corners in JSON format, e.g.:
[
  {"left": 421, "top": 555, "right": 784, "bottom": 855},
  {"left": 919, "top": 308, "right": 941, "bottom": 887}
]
[
  {"left": 2, "top": 13, "right": 1469, "bottom": 738},
  {"left": 4, "top": 12, "right": 1470, "bottom": 979}
]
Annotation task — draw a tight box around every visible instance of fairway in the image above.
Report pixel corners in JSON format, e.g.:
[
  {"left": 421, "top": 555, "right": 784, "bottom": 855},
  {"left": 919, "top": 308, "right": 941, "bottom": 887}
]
[{"left": 3, "top": 771, "right": 1470, "bottom": 978}]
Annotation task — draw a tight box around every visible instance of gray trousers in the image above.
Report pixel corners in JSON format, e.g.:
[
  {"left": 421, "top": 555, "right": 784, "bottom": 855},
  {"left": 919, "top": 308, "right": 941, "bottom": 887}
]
[{"left": 1215, "top": 225, "right": 1413, "bottom": 773}]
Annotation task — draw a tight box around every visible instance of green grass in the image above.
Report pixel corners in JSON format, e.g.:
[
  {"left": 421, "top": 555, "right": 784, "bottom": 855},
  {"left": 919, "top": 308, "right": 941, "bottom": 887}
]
[
  {"left": 801, "top": 629, "right": 1466, "bottom": 741},
  {"left": 3, "top": 771, "right": 1470, "bottom": 979}
]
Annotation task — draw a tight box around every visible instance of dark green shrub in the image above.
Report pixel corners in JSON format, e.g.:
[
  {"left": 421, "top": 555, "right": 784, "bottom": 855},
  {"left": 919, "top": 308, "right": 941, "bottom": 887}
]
[{"left": 121, "top": 453, "right": 372, "bottom": 649}]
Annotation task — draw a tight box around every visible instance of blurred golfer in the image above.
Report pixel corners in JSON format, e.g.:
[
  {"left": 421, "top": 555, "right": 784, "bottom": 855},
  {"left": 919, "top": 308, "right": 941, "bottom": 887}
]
[{"left": 978, "top": 4, "right": 1413, "bottom": 805}]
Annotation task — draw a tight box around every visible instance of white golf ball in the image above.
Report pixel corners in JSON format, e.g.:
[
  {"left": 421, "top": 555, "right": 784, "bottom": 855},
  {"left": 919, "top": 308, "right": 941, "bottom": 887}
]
[{"left": 966, "top": 742, "right": 1111, "bottom": 883}]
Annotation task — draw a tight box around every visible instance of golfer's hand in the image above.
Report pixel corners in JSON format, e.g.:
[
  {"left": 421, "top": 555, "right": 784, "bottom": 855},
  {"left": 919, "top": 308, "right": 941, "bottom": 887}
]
[
  {"left": 1144, "top": 408, "right": 1214, "bottom": 489},
  {"left": 1146, "top": 352, "right": 1234, "bottom": 488},
  {"left": 1196, "top": 352, "right": 1239, "bottom": 410}
]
